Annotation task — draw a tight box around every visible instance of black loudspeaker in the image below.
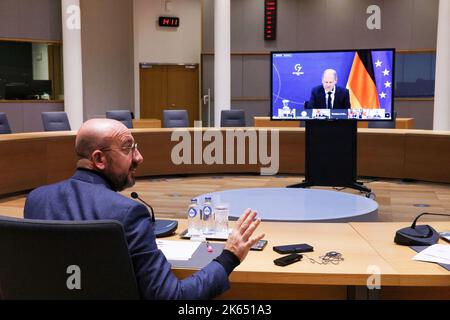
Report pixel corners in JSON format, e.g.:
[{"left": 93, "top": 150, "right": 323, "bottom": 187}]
[
  {"left": 394, "top": 224, "right": 440, "bottom": 246},
  {"left": 394, "top": 212, "right": 450, "bottom": 246},
  {"left": 154, "top": 219, "right": 178, "bottom": 238}
]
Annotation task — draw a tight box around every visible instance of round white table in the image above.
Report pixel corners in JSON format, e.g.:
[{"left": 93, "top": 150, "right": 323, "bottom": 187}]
[{"left": 195, "top": 188, "right": 378, "bottom": 222}]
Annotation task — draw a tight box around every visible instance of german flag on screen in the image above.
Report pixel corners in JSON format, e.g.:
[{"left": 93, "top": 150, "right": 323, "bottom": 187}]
[{"left": 346, "top": 51, "right": 380, "bottom": 109}]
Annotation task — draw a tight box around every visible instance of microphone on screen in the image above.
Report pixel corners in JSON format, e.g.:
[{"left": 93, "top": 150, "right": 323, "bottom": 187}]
[{"left": 130, "top": 192, "right": 178, "bottom": 238}]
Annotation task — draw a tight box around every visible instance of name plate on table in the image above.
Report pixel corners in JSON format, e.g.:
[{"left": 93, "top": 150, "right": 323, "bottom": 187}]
[
  {"left": 179, "top": 229, "right": 232, "bottom": 241},
  {"left": 168, "top": 241, "right": 225, "bottom": 269}
]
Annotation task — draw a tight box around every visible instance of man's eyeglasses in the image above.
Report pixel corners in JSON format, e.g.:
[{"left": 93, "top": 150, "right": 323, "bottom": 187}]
[{"left": 101, "top": 143, "right": 138, "bottom": 155}]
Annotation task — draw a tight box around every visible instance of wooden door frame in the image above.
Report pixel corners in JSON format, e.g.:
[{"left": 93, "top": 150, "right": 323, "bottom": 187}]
[{"left": 139, "top": 63, "right": 201, "bottom": 125}]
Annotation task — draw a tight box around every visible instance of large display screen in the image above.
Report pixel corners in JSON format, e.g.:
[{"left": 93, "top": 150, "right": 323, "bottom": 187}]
[{"left": 271, "top": 48, "right": 395, "bottom": 121}]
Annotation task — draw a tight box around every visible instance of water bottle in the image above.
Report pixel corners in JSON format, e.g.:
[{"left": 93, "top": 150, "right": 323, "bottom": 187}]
[
  {"left": 187, "top": 198, "right": 201, "bottom": 236},
  {"left": 214, "top": 204, "right": 229, "bottom": 237},
  {"left": 202, "top": 196, "right": 215, "bottom": 235}
]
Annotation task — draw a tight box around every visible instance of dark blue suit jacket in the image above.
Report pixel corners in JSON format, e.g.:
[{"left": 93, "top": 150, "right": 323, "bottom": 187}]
[
  {"left": 307, "top": 85, "right": 351, "bottom": 109},
  {"left": 24, "top": 169, "right": 229, "bottom": 300}
]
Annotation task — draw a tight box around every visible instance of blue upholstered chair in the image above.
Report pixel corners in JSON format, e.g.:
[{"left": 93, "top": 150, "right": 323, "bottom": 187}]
[
  {"left": 368, "top": 111, "right": 397, "bottom": 129},
  {"left": 220, "top": 110, "right": 246, "bottom": 127},
  {"left": 0, "top": 112, "right": 12, "bottom": 134},
  {"left": 41, "top": 112, "right": 71, "bottom": 131},
  {"left": 106, "top": 110, "right": 134, "bottom": 129},
  {"left": 163, "top": 110, "right": 189, "bottom": 128},
  {"left": 0, "top": 215, "right": 140, "bottom": 300}
]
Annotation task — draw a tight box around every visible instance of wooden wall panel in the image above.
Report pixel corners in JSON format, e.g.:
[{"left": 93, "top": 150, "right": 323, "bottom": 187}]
[
  {"left": 404, "top": 133, "right": 450, "bottom": 183},
  {"left": 0, "top": 139, "right": 46, "bottom": 194},
  {"left": 45, "top": 137, "right": 77, "bottom": 184},
  {"left": 358, "top": 131, "right": 405, "bottom": 178},
  {"left": 0, "top": 129, "right": 449, "bottom": 196}
]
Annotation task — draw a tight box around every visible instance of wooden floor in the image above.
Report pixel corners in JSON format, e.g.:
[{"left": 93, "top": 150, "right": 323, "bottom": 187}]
[{"left": 1, "top": 174, "right": 449, "bottom": 222}]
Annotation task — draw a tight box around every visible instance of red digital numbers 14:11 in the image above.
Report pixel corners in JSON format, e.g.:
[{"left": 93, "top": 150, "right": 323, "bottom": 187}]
[
  {"left": 159, "top": 17, "right": 180, "bottom": 27},
  {"left": 264, "top": 0, "right": 277, "bottom": 40}
]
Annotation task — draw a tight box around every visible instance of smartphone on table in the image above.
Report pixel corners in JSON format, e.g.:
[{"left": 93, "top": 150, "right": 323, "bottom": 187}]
[
  {"left": 273, "top": 253, "right": 302, "bottom": 266},
  {"left": 250, "top": 239, "right": 268, "bottom": 251},
  {"left": 273, "top": 243, "right": 313, "bottom": 254}
]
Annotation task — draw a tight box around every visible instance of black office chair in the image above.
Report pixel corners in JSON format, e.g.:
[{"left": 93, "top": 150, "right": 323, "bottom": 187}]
[
  {"left": 368, "top": 111, "right": 397, "bottom": 129},
  {"left": 41, "top": 112, "right": 71, "bottom": 131},
  {"left": 106, "top": 110, "right": 134, "bottom": 129},
  {"left": 220, "top": 110, "right": 246, "bottom": 127},
  {"left": 0, "top": 216, "right": 140, "bottom": 300},
  {"left": 0, "top": 112, "right": 12, "bottom": 134},
  {"left": 163, "top": 110, "right": 189, "bottom": 128}
]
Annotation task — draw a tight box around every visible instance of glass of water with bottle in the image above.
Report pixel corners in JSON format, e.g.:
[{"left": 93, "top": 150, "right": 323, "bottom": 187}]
[
  {"left": 214, "top": 203, "right": 229, "bottom": 237},
  {"left": 187, "top": 198, "right": 202, "bottom": 236},
  {"left": 201, "top": 196, "right": 215, "bottom": 235},
  {"left": 188, "top": 196, "right": 229, "bottom": 238}
]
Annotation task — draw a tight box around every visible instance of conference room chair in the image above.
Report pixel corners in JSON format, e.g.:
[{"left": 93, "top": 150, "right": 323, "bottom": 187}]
[
  {"left": 0, "top": 215, "right": 140, "bottom": 300},
  {"left": 368, "top": 111, "right": 397, "bottom": 129},
  {"left": 220, "top": 109, "right": 246, "bottom": 127},
  {"left": 163, "top": 109, "right": 189, "bottom": 128},
  {"left": 106, "top": 110, "right": 133, "bottom": 128},
  {"left": 41, "top": 112, "right": 71, "bottom": 131},
  {"left": 0, "top": 112, "right": 12, "bottom": 134}
]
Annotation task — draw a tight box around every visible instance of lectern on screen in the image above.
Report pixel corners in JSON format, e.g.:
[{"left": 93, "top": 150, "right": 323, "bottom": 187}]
[{"left": 270, "top": 48, "right": 395, "bottom": 122}]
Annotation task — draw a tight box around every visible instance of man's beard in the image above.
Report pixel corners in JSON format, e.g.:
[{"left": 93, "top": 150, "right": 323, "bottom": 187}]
[
  {"left": 110, "top": 171, "right": 135, "bottom": 192},
  {"left": 105, "top": 157, "right": 137, "bottom": 191}
]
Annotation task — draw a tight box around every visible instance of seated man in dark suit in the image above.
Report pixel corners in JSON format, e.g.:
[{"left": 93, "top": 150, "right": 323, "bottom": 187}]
[
  {"left": 307, "top": 69, "right": 351, "bottom": 109},
  {"left": 24, "top": 118, "right": 264, "bottom": 300}
]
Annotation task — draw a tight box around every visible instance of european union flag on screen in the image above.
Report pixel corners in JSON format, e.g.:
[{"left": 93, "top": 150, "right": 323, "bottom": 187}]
[{"left": 371, "top": 50, "right": 394, "bottom": 113}]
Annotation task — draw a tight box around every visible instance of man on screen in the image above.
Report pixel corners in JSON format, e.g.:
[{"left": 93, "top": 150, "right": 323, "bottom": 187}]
[{"left": 307, "top": 69, "right": 351, "bottom": 109}]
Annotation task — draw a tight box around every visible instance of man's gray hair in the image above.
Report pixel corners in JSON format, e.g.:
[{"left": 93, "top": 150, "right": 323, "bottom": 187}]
[{"left": 322, "top": 69, "right": 337, "bottom": 81}]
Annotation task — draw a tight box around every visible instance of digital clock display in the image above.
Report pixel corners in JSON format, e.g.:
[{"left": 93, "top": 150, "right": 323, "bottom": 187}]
[
  {"left": 159, "top": 16, "right": 180, "bottom": 27},
  {"left": 264, "top": 0, "right": 277, "bottom": 40}
]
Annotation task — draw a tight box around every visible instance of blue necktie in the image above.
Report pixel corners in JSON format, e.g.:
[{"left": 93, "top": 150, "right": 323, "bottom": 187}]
[{"left": 327, "top": 92, "right": 332, "bottom": 109}]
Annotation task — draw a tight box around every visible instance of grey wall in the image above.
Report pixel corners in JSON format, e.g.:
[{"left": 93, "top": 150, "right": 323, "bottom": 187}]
[
  {"left": 80, "top": 0, "right": 134, "bottom": 120},
  {"left": 0, "top": 0, "right": 135, "bottom": 129},
  {"left": 202, "top": 0, "right": 439, "bottom": 128},
  {"left": 0, "top": 102, "right": 64, "bottom": 132},
  {"left": 396, "top": 100, "right": 434, "bottom": 129},
  {"left": 0, "top": 0, "right": 62, "bottom": 40},
  {"left": 203, "top": 0, "right": 438, "bottom": 51},
  {"left": 0, "top": 0, "right": 63, "bottom": 132}
]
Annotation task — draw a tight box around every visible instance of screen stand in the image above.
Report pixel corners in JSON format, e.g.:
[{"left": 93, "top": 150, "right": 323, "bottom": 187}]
[{"left": 287, "top": 120, "right": 371, "bottom": 194}]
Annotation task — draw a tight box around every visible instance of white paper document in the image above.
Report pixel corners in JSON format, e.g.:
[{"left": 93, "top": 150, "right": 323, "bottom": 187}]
[
  {"left": 412, "top": 244, "right": 450, "bottom": 265},
  {"left": 156, "top": 240, "right": 201, "bottom": 261}
]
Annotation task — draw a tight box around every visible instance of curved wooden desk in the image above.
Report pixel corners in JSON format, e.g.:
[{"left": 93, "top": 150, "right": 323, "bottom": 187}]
[
  {"left": 0, "top": 128, "right": 449, "bottom": 196},
  {"left": 170, "top": 219, "right": 450, "bottom": 299}
]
